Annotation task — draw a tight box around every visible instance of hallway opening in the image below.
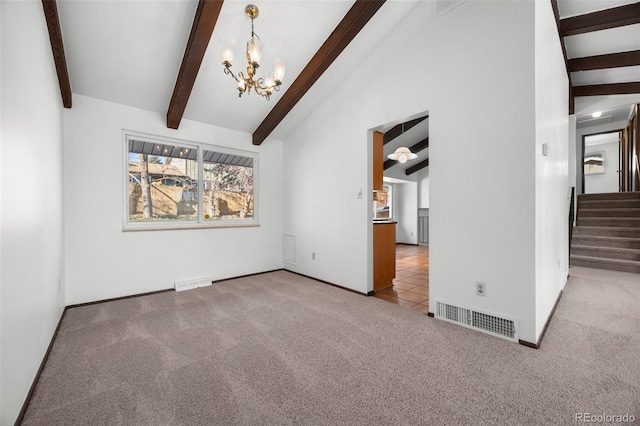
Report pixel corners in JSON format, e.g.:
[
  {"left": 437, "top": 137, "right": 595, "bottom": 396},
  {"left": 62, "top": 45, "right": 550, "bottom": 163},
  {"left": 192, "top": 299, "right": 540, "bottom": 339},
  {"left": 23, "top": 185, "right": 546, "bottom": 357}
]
[{"left": 373, "top": 244, "right": 429, "bottom": 313}]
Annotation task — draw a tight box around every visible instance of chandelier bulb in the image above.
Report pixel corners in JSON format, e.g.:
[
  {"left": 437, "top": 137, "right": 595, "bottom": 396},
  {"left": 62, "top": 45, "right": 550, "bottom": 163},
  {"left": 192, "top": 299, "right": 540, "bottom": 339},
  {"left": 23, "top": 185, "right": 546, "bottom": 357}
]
[
  {"left": 265, "top": 72, "right": 276, "bottom": 89},
  {"left": 399, "top": 154, "right": 408, "bottom": 164},
  {"left": 220, "top": 36, "right": 236, "bottom": 65},
  {"left": 274, "top": 58, "right": 286, "bottom": 83},
  {"left": 247, "top": 38, "right": 262, "bottom": 67}
]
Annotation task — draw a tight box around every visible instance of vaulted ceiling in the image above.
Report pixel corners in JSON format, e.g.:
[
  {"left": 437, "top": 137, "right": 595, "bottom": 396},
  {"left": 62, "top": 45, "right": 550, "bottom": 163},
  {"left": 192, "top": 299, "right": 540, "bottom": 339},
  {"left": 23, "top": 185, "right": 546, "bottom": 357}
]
[
  {"left": 554, "top": 0, "right": 640, "bottom": 124},
  {"left": 381, "top": 116, "right": 429, "bottom": 177},
  {"left": 43, "top": 0, "right": 639, "bottom": 149},
  {"left": 44, "top": 0, "right": 418, "bottom": 144}
]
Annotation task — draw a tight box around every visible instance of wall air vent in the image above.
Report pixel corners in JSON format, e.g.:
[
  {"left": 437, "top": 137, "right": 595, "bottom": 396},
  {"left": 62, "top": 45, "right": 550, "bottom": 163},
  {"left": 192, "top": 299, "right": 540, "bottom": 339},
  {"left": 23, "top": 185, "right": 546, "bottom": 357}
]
[
  {"left": 174, "top": 277, "right": 213, "bottom": 292},
  {"left": 283, "top": 234, "right": 296, "bottom": 264},
  {"left": 434, "top": 0, "right": 468, "bottom": 18},
  {"left": 435, "top": 300, "right": 518, "bottom": 342}
]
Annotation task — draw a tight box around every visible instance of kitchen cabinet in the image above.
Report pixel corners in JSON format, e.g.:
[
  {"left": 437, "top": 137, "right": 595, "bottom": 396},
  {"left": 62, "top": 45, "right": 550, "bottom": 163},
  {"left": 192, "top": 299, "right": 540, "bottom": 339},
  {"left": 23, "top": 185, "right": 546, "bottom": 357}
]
[
  {"left": 373, "top": 131, "right": 384, "bottom": 191},
  {"left": 373, "top": 221, "right": 396, "bottom": 291}
]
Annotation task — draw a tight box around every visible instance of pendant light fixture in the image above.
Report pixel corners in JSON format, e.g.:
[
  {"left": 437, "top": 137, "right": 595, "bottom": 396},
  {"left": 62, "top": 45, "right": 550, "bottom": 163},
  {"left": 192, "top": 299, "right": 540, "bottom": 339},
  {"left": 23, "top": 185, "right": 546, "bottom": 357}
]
[
  {"left": 387, "top": 122, "right": 417, "bottom": 164},
  {"left": 221, "top": 4, "right": 286, "bottom": 100}
]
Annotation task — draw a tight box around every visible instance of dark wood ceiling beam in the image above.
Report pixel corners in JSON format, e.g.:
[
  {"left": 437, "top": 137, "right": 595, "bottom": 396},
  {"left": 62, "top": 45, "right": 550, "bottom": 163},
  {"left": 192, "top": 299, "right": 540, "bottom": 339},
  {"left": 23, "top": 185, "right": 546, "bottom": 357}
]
[
  {"left": 383, "top": 116, "right": 428, "bottom": 144},
  {"left": 568, "top": 50, "right": 640, "bottom": 72},
  {"left": 42, "top": 0, "right": 72, "bottom": 108},
  {"left": 252, "top": 0, "right": 386, "bottom": 145},
  {"left": 550, "top": 0, "right": 574, "bottom": 114},
  {"left": 550, "top": 0, "right": 569, "bottom": 74},
  {"left": 573, "top": 82, "right": 640, "bottom": 96},
  {"left": 167, "top": 0, "right": 224, "bottom": 129},
  {"left": 383, "top": 137, "right": 428, "bottom": 170},
  {"left": 406, "top": 159, "right": 428, "bottom": 176},
  {"left": 559, "top": 3, "right": 640, "bottom": 37}
]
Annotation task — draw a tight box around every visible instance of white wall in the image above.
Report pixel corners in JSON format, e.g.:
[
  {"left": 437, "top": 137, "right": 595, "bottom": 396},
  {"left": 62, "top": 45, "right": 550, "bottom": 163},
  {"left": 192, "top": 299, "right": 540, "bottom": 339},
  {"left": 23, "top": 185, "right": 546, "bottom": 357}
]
[
  {"left": 384, "top": 163, "right": 418, "bottom": 182},
  {"left": 1, "top": 2, "right": 66, "bottom": 423},
  {"left": 584, "top": 140, "right": 620, "bottom": 194},
  {"left": 533, "top": 0, "right": 570, "bottom": 340},
  {"left": 568, "top": 115, "right": 577, "bottom": 193},
  {"left": 429, "top": 0, "right": 538, "bottom": 342},
  {"left": 575, "top": 119, "right": 627, "bottom": 194},
  {"left": 0, "top": 1, "right": 3, "bottom": 418},
  {"left": 417, "top": 167, "right": 430, "bottom": 209},
  {"left": 393, "top": 182, "right": 418, "bottom": 244},
  {"left": 63, "top": 95, "right": 284, "bottom": 305},
  {"left": 283, "top": 0, "right": 551, "bottom": 342}
]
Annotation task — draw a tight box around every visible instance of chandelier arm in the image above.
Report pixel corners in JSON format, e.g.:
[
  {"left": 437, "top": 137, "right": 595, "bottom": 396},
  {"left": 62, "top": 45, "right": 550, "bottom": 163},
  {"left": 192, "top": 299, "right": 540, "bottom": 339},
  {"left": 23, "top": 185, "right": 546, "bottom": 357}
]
[
  {"left": 252, "top": 80, "right": 272, "bottom": 100},
  {"left": 253, "top": 85, "right": 265, "bottom": 96},
  {"left": 223, "top": 66, "right": 239, "bottom": 81}
]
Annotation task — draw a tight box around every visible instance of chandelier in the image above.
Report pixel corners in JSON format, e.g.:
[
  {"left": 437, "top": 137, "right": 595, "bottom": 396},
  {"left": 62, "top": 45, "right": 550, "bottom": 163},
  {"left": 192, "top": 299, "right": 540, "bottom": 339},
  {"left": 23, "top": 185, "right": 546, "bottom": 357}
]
[{"left": 221, "top": 4, "right": 286, "bottom": 100}]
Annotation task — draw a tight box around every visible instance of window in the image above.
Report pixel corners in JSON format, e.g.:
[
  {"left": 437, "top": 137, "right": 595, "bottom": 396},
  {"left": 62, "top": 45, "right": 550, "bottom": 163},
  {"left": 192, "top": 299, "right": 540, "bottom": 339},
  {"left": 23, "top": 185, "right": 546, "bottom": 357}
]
[
  {"left": 373, "top": 184, "right": 392, "bottom": 220},
  {"left": 125, "top": 133, "right": 257, "bottom": 230},
  {"left": 584, "top": 151, "right": 605, "bottom": 175}
]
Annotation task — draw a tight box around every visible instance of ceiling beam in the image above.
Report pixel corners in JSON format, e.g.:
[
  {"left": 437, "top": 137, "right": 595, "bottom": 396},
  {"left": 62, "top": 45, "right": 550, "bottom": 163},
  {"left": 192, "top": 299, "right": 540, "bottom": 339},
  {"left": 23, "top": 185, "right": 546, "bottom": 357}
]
[
  {"left": 252, "top": 0, "right": 386, "bottom": 145},
  {"left": 405, "top": 159, "right": 428, "bottom": 176},
  {"left": 559, "top": 2, "right": 640, "bottom": 37},
  {"left": 166, "top": 0, "right": 224, "bottom": 129},
  {"left": 42, "top": 0, "right": 72, "bottom": 108},
  {"left": 384, "top": 137, "right": 428, "bottom": 170},
  {"left": 568, "top": 50, "right": 640, "bottom": 72},
  {"left": 573, "top": 82, "right": 640, "bottom": 97},
  {"left": 550, "top": 0, "right": 574, "bottom": 114},
  {"left": 383, "top": 116, "right": 428, "bottom": 144}
]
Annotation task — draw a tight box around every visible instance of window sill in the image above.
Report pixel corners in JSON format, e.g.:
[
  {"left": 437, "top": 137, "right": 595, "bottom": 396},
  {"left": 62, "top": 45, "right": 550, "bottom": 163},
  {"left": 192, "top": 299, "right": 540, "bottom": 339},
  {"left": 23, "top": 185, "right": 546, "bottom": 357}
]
[{"left": 123, "top": 221, "right": 260, "bottom": 232}]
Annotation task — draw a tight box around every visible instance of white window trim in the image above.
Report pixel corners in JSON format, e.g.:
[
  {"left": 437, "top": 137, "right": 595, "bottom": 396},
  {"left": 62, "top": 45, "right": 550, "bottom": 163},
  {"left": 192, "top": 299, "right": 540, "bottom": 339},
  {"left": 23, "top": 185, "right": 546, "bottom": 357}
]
[{"left": 123, "top": 130, "right": 259, "bottom": 231}]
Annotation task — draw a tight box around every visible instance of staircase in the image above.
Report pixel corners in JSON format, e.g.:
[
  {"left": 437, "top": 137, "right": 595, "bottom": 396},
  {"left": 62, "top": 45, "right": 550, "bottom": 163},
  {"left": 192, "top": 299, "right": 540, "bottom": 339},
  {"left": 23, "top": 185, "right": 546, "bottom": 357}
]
[{"left": 571, "top": 192, "right": 640, "bottom": 274}]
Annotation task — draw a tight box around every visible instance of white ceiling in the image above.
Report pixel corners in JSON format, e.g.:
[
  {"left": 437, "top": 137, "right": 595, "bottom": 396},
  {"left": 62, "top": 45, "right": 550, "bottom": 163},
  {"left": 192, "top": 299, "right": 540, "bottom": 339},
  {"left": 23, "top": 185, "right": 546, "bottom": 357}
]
[
  {"left": 55, "top": 0, "right": 639, "bottom": 141},
  {"left": 557, "top": 0, "right": 637, "bottom": 17},
  {"left": 57, "top": 0, "right": 419, "bottom": 140},
  {"left": 557, "top": 0, "right": 640, "bottom": 123},
  {"left": 576, "top": 103, "right": 634, "bottom": 128}
]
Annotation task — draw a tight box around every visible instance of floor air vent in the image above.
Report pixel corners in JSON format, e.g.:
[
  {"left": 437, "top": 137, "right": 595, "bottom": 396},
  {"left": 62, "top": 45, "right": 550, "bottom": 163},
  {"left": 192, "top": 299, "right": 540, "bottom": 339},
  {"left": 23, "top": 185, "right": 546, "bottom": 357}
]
[
  {"left": 174, "top": 277, "right": 213, "bottom": 292},
  {"left": 435, "top": 300, "right": 518, "bottom": 342}
]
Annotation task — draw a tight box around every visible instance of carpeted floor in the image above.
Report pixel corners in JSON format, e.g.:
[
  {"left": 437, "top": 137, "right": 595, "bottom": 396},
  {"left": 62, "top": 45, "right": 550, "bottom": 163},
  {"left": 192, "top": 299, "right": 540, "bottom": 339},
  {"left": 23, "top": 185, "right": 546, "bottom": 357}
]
[{"left": 22, "top": 267, "right": 640, "bottom": 425}]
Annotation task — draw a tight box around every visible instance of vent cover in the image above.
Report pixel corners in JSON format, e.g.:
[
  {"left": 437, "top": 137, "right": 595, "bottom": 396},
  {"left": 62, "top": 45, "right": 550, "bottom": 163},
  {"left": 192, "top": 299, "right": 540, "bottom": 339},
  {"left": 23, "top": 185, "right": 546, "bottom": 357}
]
[
  {"left": 174, "top": 277, "right": 213, "bottom": 292},
  {"left": 434, "top": 0, "right": 468, "bottom": 18},
  {"left": 435, "top": 300, "right": 518, "bottom": 342},
  {"left": 283, "top": 234, "right": 296, "bottom": 264}
]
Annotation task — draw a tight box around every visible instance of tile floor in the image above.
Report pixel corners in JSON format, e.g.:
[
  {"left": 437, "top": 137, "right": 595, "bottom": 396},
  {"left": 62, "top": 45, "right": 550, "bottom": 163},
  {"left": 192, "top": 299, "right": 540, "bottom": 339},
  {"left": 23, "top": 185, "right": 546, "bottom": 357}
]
[{"left": 373, "top": 244, "right": 429, "bottom": 313}]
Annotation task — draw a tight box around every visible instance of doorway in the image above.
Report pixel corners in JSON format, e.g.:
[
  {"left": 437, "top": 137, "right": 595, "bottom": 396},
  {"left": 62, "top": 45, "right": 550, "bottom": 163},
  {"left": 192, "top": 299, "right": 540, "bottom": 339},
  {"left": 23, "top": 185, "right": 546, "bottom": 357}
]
[
  {"left": 583, "top": 131, "right": 622, "bottom": 194},
  {"left": 370, "top": 112, "right": 430, "bottom": 312}
]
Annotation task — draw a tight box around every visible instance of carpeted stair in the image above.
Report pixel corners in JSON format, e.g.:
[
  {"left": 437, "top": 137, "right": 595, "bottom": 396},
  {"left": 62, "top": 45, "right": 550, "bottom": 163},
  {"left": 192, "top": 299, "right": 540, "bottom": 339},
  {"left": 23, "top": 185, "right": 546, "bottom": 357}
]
[{"left": 571, "top": 191, "right": 640, "bottom": 274}]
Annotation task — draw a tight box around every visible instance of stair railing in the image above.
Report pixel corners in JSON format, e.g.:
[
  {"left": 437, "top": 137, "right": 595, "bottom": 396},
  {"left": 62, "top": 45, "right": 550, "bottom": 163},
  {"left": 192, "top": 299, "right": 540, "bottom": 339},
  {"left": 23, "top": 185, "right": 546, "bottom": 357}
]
[
  {"left": 569, "top": 186, "right": 575, "bottom": 259},
  {"left": 635, "top": 154, "right": 640, "bottom": 191}
]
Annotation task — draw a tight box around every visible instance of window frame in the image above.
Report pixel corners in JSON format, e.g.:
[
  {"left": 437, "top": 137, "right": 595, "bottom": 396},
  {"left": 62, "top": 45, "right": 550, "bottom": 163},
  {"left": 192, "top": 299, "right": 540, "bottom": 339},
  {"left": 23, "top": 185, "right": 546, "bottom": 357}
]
[{"left": 123, "top": 131, "right": 259, "bottom": 231}]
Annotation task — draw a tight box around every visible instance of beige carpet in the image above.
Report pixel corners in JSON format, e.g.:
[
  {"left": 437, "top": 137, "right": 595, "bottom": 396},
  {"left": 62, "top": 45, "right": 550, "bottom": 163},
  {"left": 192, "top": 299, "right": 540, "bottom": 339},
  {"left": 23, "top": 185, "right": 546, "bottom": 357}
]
[{"left": 21, "top": 267, "right": 640, "bottom": 425}]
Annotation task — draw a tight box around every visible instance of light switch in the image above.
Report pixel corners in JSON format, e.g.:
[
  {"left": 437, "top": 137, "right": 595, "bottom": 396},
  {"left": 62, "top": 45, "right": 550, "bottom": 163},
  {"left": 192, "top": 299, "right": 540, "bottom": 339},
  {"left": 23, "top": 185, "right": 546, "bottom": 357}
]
[{"left": 542, "top": 143, "right": 550, "bottom": 156}]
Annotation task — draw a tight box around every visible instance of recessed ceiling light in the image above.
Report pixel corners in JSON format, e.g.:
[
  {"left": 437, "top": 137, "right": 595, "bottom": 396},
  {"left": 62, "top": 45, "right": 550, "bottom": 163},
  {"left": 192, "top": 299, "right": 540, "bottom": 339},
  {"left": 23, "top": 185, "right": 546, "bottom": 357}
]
[{"left": 592, "top": 111, "right": 602, "bottom": 118}]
